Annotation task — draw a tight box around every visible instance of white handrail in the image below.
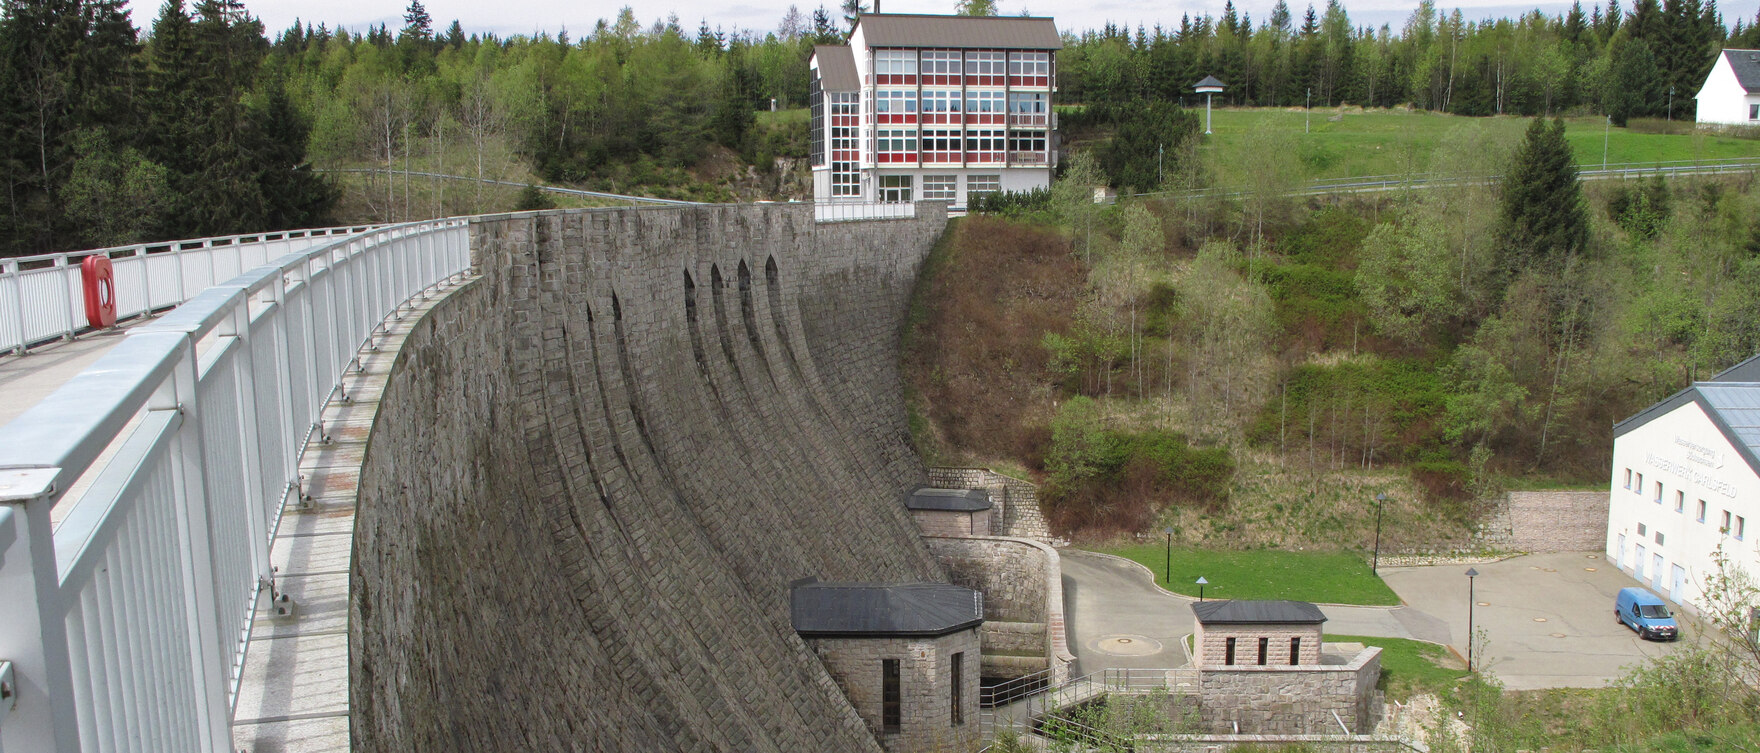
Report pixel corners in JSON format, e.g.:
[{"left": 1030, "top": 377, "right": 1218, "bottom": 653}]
[
  {"left": 0, "top": 217, "right": 469, "bottom": 752},
  {"left": 0, "top": 224, "right": 382, "bottom": 355}
]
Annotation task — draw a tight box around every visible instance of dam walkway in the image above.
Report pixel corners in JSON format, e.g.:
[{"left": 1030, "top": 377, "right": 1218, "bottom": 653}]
[{"left": 0, "top": 201, "right": 935, "bottom": 753}]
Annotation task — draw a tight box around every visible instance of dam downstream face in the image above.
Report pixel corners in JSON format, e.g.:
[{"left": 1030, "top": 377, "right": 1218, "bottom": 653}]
[{"left": 350, "top": 205, "right": 950, "bottom": 751}]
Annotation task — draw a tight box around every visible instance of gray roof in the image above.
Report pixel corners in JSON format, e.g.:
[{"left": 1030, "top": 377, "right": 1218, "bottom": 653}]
[
  {"left": 907, "top": 487, "right": 992, "bottom": 512},
  {"left": 814, "top": 45, "right": 859, "bottom": 92},
  {"left": 1613, "top": 352, "right": 1760, "bottom": 479},
  {"left": 1193, "top": 75, "right": 1227, "bottom": 89},
  {"left": 1721, "top": 49, "right": 1760, "bottom": 93},
  {"left": 792, "top": 581, "right": 984, "bottom": 637},
  {"left": 856, "top": 13, "right": 1062, "bottom": 50},
  {"left": 1191, "top": 600, "right": 1327, "bottom": 625}
]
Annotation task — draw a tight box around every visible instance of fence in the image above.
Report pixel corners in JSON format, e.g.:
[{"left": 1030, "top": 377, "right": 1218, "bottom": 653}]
[
  {"left": 0, "top": 218, "right": 469, "bottom": 752},
  {"left": 980, "top": 667, "right": 1198, "bottom": 743},
  {"left": 812, "top": 200, "right": 934, "bottom": 223}
]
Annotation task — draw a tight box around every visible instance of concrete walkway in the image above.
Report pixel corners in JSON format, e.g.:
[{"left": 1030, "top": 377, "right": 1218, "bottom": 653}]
[{"left": 0, "top": 319, "right": 148, "bottom": 427}]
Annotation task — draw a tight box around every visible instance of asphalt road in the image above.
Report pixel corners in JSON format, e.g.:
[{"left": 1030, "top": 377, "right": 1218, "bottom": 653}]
[{"left": 1060, "top": 548, "right": 1686, "bottom": 690}]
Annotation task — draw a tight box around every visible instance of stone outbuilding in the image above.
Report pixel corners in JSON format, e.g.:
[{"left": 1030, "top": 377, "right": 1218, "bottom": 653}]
[
  {"left": 906, "top": 487, "right": 994, "bottom": 536},
  {"left": 792, "top": 580, "right": 984, "bottom": 753},
  {"left": 1191, "top": 599, "right": 1325, "bottom": 667}
]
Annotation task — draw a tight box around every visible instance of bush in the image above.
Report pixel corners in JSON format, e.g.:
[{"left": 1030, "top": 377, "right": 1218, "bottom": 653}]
[
  {"left": 968, "top": 187, "right": 1052, "bottom": 217},
  {"left": 514, "top": 183, "right": 555, "bottom": 211},
  {"left": 1409, "top": 459, "right": 1471, "bottom": 501},
  {"left": 1042, "top": 398, "right": 1235, "bottom": 536}
]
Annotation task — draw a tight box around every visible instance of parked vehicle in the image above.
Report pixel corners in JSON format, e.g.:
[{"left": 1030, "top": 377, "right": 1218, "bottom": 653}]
[{"left": 1616, "top": 587, "right": 1680, "bottom": 641}]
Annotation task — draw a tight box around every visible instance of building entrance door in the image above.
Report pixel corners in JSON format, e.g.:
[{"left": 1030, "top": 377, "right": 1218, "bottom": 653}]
[
  {"left": 1635, "top": 544, "right": 1647, "bottom": 579},
  {"left": 1670, "top": 564, "right": 1686, "bottom": 598},
  {"left": 1616, "top": 534, "right": 1626, "bottom": 569},
  {"left": 1652, "top": 554, "right": 1666, "bottom": 591}
]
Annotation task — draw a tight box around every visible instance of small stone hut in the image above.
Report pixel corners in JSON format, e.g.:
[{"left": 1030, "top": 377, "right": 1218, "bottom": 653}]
[
  {"left": 1191, "top": 600, "right": 1326, "bottom": 667},
  {"left": 906, "top": 487, "right": 994, "bottom": 537},
  {"left": 792, "top": 580, "right": 984, "bottom": 753}
]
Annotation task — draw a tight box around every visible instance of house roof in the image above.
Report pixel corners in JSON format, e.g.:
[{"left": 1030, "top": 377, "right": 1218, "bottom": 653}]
[
  {"left": 792, "top": 581, "right": 984, "bottom": 637},
  {"left": 906, "top": 487, "right": 992, "bottom": 512},
  {"left": 855, "top": 13, "right": 1062, "bottom": 50},
  {"left": 1612, "top": 353, "right": 1760, "bottom": 479},
  {"left": 1191, "top": 599, "right": 1327, "bottom": 625},
  {"left": 1720, "top": 49, "right": 1760, "bottom": 93},
  {"left": 813, "top": 45, "right": 859, "bottom": 91}
]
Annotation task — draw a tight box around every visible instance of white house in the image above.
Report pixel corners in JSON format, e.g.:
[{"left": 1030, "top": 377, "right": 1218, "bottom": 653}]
[
  {"left": 1607, "top": 354, "right": 1760, "bottom": 615},
  {"left": 808, "top": 14, "right": 1060, "bottom": 208},
  {"left": 1694, "top": 49, "right": 1760, "bottom": 126}
]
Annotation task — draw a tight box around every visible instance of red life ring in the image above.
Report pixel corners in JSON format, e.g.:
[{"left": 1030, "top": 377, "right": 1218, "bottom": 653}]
[{"left": 81, "top": 255, "right": 117, "bottom": 328}]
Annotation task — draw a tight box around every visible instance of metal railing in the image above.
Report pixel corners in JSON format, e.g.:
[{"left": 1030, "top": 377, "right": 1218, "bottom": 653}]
[
  {"left": 812, "top": 200, "right": 933, "bottom": 223},
  {"left": 0, "top": 218, "right": 469, "bottom": 752},
  {"left": 0, "top": 225, "right": 382, "bottom": 354},
  {"left": 979, "top": 667, "right": 1198, "bottom": 743}
]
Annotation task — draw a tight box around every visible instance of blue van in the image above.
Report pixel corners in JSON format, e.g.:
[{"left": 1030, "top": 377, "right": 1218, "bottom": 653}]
[{"left": 1616, "top": 587, "right": 1679, "bottom": 641}]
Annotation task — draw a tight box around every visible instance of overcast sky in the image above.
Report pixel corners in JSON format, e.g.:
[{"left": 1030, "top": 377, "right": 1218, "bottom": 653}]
[{"left": 123, "top": 0, "right": 1760, "bottom": 42}]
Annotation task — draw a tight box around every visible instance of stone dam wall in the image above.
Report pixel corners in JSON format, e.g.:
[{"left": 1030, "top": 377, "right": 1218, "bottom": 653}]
[{"left": 350, "top": 204, "right": 949, "bottom": 751}]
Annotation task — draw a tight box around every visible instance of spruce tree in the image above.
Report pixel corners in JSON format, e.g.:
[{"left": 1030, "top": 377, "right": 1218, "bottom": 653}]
[{"left": 1497, "top": 117, "right": 1590, "bottom": 280}]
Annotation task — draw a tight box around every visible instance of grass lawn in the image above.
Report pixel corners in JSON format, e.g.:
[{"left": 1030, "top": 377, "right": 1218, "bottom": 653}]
[
  {"left": 1193, "top": 107, "right": 1760, "bottom": 182},
  {"left": 1088, "top": 545, "right": 1401, "bottom": 605},
  {"left": 1326, "top": 633, "right": 1467, "bottom": 697},
  {"left": 755, "top": 107, "right": 808, "bottom": 127}
]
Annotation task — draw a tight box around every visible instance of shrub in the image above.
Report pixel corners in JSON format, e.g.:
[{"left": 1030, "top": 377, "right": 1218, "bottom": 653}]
[
  {"left": 1043, "top": 398, "right": 1235, "bottom": 536},
  {"left": 1409, "top": 459, "right": 1471, "bottom": 501}
]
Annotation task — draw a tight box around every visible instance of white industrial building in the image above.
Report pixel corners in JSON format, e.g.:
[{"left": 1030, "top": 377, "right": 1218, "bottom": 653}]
[
  {"left": 808, "top": 13, "right": 1060, "bottom": 208},
  {"left": 1607, "top": 354, "right": 1760, "bottom": 614},
  {"left": 1695, "top": 49, "right": 1760, "bottom": 126}
]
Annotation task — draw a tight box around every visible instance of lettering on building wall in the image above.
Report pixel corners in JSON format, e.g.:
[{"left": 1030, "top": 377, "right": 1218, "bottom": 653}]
[
  {"left": 1645, "top": 451, "right": 1739, "bottom": 499},
  {"left": 1675, "top": 436, "right": 1725, "bottom": 469}
]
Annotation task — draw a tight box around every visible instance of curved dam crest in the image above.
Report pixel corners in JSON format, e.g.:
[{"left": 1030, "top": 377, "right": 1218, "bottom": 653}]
[{"left": 350, "top": 204, "right": 951, "bottom": 750}]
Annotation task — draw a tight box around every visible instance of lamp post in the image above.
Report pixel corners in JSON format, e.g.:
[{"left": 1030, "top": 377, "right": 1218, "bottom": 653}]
[
  {"left": 1603, "top": 115, "right": 1611, "bottom": 171},
  {"left": 1193, "top": 76, "right": 1226, "bottom": 135},
  {"left": 1196, "top": 576, "right": 1208, "bottom": 602},
  {"left": 1372, "top": 493, "right": 1386, "bottom": 575},
  {"left": 1668, "top": 85, "right": 1675, "bottom": 121},
  {"left": 1306, "top": 87, "right": 1312, "bottom": 134},
  {"left": 1465, "top": 567, "right": 1480, "bottom": 672},
  {"left": 1163, "top": 527, "right": 1174, "bottom": 584}
]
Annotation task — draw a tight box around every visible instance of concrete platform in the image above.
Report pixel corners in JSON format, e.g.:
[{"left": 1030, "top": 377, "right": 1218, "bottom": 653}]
[{"left": 0, "top": 317, "right": 151, "bottom": 427}]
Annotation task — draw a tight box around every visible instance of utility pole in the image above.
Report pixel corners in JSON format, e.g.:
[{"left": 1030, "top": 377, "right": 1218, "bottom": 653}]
[
  {"left": 1306, "top": 88, "right": 1311, "bottom": 133},
  {"left": 1157, "top": 142, "right": 1164, "bottom": 186},
  {"left": 1667, "top": 85, "right": 1675, "bottom": 121}
]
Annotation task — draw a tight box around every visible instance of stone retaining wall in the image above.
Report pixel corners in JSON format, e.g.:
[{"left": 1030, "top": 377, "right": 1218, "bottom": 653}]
[
  {"left": 924, "top": 536, "right": 1074, "bottom": 684},
  {"left": 1195, "top": 647, "right": 1383, "bottom": 735},
  {"left": 927, "top": 467, "right": 1051, "bottom": 540},
  {"left": 1475, "top": 490, "right": 1609, "bottom": 552},
  {"left": 351, "top": 204, "right": 950, "bottom": 752}
]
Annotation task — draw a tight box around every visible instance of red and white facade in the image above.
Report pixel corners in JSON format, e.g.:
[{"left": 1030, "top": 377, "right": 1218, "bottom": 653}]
[{"left": 809, "top": 14, "right": 1060, "bottom": 208}]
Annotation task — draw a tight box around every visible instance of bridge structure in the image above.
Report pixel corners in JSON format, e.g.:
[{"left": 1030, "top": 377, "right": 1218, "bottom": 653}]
[{"left": 0, "top": 200, "right": 922, "bottom": 753}]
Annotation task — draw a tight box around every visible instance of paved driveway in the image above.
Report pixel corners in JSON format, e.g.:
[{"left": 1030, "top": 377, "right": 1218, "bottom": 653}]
[
  {"left": 1381, "top": 551, "right": 1689, "bottom": 690},
  {"left": 1061, "top": 548, "right": 1685, "bottom": 691}
]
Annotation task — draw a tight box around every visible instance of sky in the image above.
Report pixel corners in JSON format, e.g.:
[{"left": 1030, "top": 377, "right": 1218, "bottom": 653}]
[{"left": 121, "top": 0, "right": 1760, "bottom": 42}]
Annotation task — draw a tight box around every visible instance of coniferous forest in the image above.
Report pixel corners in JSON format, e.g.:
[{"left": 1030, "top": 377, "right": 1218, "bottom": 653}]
[{"left": 3, "top": 0, "right": 1760, "bottom": 256}]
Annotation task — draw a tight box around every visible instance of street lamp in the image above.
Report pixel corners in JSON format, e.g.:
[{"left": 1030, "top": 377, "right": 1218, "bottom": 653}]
[
  {"left": 1163, "top": 526, "right": 1174, "bottom": 585},
  {"left": 1193, "top": 76, "right": 1226, "bottom": 135},
  {"left": 1668, "top": 85, "right": 1675, "bottom": 121},
  {"left": 1372, "top": 493, "right": 1387, "bottom": 575},
  {"left": 1196, "top": 576, "right": 1209, "bottom": 602},
  {"left": 1465, "top": 567, "right": 1480, "bottom": 672}
]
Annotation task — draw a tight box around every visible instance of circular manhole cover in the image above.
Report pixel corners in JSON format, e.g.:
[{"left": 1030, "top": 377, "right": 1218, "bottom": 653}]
[{"left": 1094, "top": 634, "right": 1163, "bottom": 657}]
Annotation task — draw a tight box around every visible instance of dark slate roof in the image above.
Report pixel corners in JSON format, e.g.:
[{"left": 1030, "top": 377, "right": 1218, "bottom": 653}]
[
  {"left": 907, "top": 487, "right": 992, "bottom": 512},
  {"left": 814, "top": 45, "right": 859, "bottom": 92},
  {"left": 1721, "top": 49, "right": 1760, "bottom": 93},
  {"left": 792, "top": 581, "right": 984, "bottom": 637},
  {"left": 856, "top": 14, "right": 1062, "bottom": 50},
  {"left": 1191, "top": 599, "right": 1327, "bottom": 625},
  {"left": 1612, "top": 353, "right": 1760, "bottom": 479},
  {"left": 1193, "top": 75, "right": 1227, "bottom": 89}
]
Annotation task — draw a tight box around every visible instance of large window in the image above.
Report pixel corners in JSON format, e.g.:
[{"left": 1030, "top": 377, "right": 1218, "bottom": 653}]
[
  {"left": 922, "top": 175, "right": 957, "bottom": 201},
  {"left": 880, "top": 175, "right": 913, "bottom": 202},
  {"left": 882, "top": 659, "right": 901, "bottom": 732},
  {"left": 920, "top": 50, "right": 961, "bottom": 85},
  {"left": 1007, "top": 130, "right": 1048, "bottom": 158},
  {"left": 874, "top": 89, "right": 917, "bottom": 124},
  {"left": 829, "top": 92, "right": 859, "bottom": 164},
  {"left": 831, "top": 161, "right": 860, "bottom": 196},
  {"left": 967, "top": 174, "right": 1002, "bottom": 199},
  {"left": 876, "top": 129, "right": 917, "bottom": 164},
  {"left": 965, "top": 50, "right": 1005, "bottom": 84},
  {"left": 965, "top": 90, "right": 1005, "bottom": 124},
  {"left": 1008, "top": 51, "right": 1051, "bottom": 86},
  {"left": 965, "top": 131, "right": 1003, "bottom": 163},
  {"left": 922, "top": 129, "right": 961, "bottom": 163},
  {"left": 1008, "top": 92, "right": 1050, "bottom": 126},
  {"left": 875, "top": 49, "right": 915, "bottom": 84},
  {"left": 921, "top": 90, "right": 962, "bottom": 124}
]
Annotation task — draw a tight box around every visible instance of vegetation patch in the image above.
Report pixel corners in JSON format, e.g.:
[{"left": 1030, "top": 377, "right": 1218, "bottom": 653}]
[
  {"left": 1087, "top": 545, "right": 1400, "bottom": 606},
  {"left": 1324, "top": 633, "right": 1466, "bottom": 697}
]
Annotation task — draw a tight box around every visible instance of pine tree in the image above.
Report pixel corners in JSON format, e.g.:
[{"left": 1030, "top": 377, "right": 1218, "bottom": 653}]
[{"left": 1497, "top": 117, "right": 1589, "bottom": 280}]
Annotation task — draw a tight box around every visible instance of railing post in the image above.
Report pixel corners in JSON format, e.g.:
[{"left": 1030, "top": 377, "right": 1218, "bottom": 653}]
[
  {"left": 221, "top": 298, "right": 275, "bottom": 606},
  {"left": 0, "top": 469, "right": 80, "bottom": 752},
  {"left": 3, "top": 260, "right": 26, "bottom": 354},
  {"left": 154, "top": 346, "right": 231, "bottom": 753}
]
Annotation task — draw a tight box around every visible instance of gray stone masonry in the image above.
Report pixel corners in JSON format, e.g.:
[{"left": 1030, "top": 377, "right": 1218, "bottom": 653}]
[
  {"left": 1194, "top": 622, "right": 1324, "bottom": 668},
  {"left": 1475, "top": 490, "right": 1609, "bottom": 552},
  {"left": 351, "top": 204, "right": 950, "bottom": 752},
  {"left": 1134, "top": 736, "right": 1416, "bottom": 752},
  {"left": 807, "top": 632, "right": 982, "bottom": 753},
  {"left": 927, "top": 468, "right": 1051, "bottom": 540},
  {"left": 925, "top": 536, "right": 1074, "bottom": 683},
  {"left": 1195, "top": 647, "right": 1384, "bottom": 736},
  {"left": 912, "top": 507, "right": 993, "bottom": 536}
]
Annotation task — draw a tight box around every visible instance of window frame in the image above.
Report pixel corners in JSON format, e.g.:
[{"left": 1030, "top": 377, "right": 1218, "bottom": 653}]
[
  {"left": 921, "top": 175, "right": 958, "bottom": 201},
  {"left": 882, "top": 658, "right": 902, "bottom": 733},
  {"left": 950, "top": 651, "right": 964, "bottom": 726}
]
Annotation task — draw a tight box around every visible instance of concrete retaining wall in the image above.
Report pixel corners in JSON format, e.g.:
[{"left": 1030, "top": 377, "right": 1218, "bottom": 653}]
[
  {"left": 927, "top": 467, "right": 1050, "bottom": 540},
  {"left": 1195, "top": 648, "right": 1383, "bottom": 735},
  {"left": 925, "top": 536, "right": 1073, "bottom": 683},
  {"left": 351, "top": 204, "right": 950, "bottom": 752}
]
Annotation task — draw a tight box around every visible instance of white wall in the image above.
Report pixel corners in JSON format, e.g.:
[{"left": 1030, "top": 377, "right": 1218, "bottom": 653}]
[
  {"left": 1607, "top": 399, "right": 1760, "bottom": 613},
  {"left": 1695, "top": 56, "right": 1760, "bottom": 125},
  {"left": 869, "top": 167, "right": 1051, "bottom": 207}
]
